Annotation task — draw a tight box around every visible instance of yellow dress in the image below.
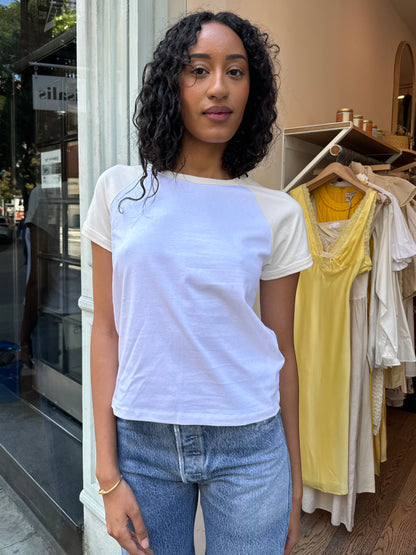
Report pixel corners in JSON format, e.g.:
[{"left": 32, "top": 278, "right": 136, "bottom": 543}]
[
  {"left": 312, "top": 184, "right": 365, "bottom": 222},
  {"left": 291, "top": 185, "right": 376, "bottom": 495}
]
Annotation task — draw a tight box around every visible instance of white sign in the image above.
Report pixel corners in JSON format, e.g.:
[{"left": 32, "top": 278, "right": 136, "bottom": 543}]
[
  {"left": 32, "top": 74, "right": 77, "bottom": 113},
  {"left": 41, "top": 150, "right": 62, "bottom": 189}
]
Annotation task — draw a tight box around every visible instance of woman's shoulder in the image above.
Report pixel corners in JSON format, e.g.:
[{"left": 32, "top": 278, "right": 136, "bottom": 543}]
[
  {"left": 239, "top": 177, "right": 304, "bottom": 217},
  {"left": 97, "top": 164, "right": 143, "bottom": 186},
  {"left": 94, "top": 164, "right": 144, "bottom": 207}
]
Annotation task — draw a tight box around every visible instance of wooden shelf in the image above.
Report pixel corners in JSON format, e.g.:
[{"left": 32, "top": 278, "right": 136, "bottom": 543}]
[
  {"left": 285, "top": 122, "right": 400, "bottom": 158},
  {"left": 282, "top": 122, "right": 401, "bottom": 191},
  {"left": 390, "top": 148, "right": 416, "bottom": 168}
]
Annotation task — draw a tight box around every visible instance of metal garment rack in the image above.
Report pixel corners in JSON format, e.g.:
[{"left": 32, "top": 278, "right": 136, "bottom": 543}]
[{"left": 282, "top": 122, "right": 402, "bottom": 192}]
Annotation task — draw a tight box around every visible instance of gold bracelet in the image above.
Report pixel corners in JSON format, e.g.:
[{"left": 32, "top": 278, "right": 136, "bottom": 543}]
[{"left": 98, "top": 475, "right": 123, "bottom": 495}]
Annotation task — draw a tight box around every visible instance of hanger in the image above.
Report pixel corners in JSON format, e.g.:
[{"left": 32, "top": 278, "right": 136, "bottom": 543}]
[
  {"left": 368, "top": 163, "right": 391, "bottom": 172},
  {"left": 304, "top": 162, "right": 371, "bottom": 192},
  {"left": 389, "top": 160, "right": 416, "bottom": 175}
]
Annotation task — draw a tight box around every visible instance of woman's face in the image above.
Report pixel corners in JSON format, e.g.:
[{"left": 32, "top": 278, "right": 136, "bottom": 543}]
[{"left": 178, "top": 22, "right": 250, "bottom": 150}]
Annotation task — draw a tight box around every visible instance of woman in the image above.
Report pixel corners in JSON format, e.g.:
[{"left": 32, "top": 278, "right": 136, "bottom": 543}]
[{"left": 83, "top": 11, "right": 312, "bottom": 555}]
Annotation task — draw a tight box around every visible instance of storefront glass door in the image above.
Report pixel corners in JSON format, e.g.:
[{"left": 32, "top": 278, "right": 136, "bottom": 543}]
[{"left": 0, "top": 1, "right": 82, "bottom": 550}]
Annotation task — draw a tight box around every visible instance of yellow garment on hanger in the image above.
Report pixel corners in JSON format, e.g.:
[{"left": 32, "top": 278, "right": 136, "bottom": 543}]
[
  {"left": 291, "top": 184, "right": 376, "bottom": 495},
  {"left": 312, "top": 184, "right": 365, "bottom": 222}
]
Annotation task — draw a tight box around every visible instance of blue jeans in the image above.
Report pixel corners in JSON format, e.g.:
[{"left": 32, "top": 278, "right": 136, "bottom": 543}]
[{"left": 117, "top": 412, "right": 291, "bottom": 554}]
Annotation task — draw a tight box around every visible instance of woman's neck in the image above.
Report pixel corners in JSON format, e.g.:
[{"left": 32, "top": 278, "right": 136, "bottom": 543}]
[{"left": 175, "top": 137, "right": 230, "bottom": 180}]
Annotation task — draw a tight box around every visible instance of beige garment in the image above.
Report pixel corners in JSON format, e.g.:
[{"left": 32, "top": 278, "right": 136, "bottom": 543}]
[
  {"left": 302, "top": 224, "right": 375, "bottom": 532},
  {"left": 405, "top": 298, "right": 416, "bottom": 377},
  {"left": 384, "top": 364, "right": 406, "bottom": 389},
  {"left": 385, "top": 299, "right": 416, "bottom": 403},
  {"left": 350, "top": 162, "right": 416, "bottom": 207},
  {"left": 367, "top": 203, "right": 415, "bottom": 433},
  {"left": 393, "top": 201, "right": 416, "bottom": 381},
  {"left": 385, "top": 385, "right": 405, "bottom": 407},
  {"left": 401, "top": 202, "right": 416, "bottom": 299}
]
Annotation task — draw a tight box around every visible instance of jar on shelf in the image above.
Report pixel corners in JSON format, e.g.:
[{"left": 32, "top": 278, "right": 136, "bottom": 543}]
[
  {"left": 372, "top": 126, "right": 378, "bottom": 138},
  {"left": 353, "top": 114, "right": 363, "bottom": 129},
  {"left": 363, "top": 119, "right": 373, "bottom": 134},
  {"left": 336, "top": 108, "right": 353, "bottom": 122}
]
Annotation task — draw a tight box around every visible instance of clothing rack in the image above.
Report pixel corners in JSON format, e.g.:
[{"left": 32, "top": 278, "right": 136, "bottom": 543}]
[
  {"left": 329, "top": 144, "right": 382, "bottom": 167},
  {"left": 284, "top": 122, "right": 416, "bottom": 534}
]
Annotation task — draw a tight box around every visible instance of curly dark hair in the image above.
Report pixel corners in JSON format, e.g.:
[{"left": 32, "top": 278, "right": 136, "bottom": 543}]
[{"left": 133, "top": 11, "right": 279, "bottom": 199}]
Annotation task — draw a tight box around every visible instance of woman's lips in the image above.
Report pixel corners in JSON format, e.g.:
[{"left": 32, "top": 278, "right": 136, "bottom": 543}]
[{"left": 203, "top": 106, "right": 232, "bottom": 121}]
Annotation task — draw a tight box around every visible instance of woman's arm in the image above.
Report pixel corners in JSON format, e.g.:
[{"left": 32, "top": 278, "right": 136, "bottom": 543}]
[
  {"left": 91, "top": 242, "right": 153, "bottom": 554},
  {"left": 260, "top": 273, "right": 302, "bottom": 555}
]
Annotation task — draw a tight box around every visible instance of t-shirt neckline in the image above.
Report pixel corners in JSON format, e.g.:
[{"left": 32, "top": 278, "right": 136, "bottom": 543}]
[{"left": 160, "top": 170, "right": 248, "bottom": 186}]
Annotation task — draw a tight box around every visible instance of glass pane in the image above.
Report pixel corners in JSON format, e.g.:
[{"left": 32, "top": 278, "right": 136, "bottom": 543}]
[
  {"left": 67, "top": 141, "right": 79, "bottom": 197},
  {"left": 0, "top": 1, "right": 82, "bottom": 543},
  {"left": 33, "top": 312, "right": 64, "bottom": 371},
  {"left": 36, "top": 109, "right": 62, "bottom": 144},
  {"left": 65, "top": 264, "right": 81, "bottom": 315},
  {"left": 27, "top": 187, "right": 63, "bottom": 256},
  {"left": 63, "top": 312, "right": 82, "bottom": 383},
  {"left": 67, "top": 204, "right": 80, "bottom": 259},
  {"left": 66, "top": 106, "right": 78, "bottom": 135}
]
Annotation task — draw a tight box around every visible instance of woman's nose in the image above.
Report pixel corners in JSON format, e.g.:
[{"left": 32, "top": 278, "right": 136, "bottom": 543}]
[{"left": 207, "top": 71, "right": 229, "bottom": 99}]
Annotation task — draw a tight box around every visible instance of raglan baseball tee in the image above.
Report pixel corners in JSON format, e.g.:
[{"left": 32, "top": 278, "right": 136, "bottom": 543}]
[{"left": 82, "top": 165, "right": 312, "bottom": 425}]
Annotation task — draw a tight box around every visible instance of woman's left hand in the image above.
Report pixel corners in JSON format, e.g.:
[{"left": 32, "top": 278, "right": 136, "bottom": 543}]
[{"left": 284, "top": 496, "right": 301, "bottom": 554}]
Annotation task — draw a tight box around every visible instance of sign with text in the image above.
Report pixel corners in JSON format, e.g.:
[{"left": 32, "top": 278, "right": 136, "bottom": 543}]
[
  {"left": 32, "top": 75, "right": 77, "bottom": 113},
  {"left": 41, "top": 150, "right": 62, "bottom": 189}
]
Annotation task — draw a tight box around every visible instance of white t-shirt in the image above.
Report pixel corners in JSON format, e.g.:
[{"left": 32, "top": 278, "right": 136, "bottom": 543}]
[{"left": 82, "top": 165, "right": 312, "bottom": 425}]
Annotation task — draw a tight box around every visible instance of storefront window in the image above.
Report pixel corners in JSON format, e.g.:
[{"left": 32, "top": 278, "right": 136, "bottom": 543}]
[{"left": 0, "top": 1, "right": 82, "bottom": 550}]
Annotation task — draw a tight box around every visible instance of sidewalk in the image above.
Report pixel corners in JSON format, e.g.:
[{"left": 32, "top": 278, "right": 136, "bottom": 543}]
[{"left": 0, "top": 476, "right": 66, "bottom": 555}]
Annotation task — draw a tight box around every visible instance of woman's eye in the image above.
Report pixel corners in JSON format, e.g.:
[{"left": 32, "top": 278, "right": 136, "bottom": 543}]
[
  {"left": 228, "top": 69, "right": 244, "bottom": 78},
  {"left": 191, "top": 67, "right": 208, "bottom": 76}
]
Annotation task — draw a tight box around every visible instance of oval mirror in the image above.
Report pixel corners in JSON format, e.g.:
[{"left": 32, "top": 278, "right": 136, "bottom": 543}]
[{"left": 392, "top": 42, "right": 415, "bottom": 147}]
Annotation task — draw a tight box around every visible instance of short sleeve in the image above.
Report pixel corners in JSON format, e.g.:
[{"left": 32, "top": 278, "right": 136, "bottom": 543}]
[
  {"left": 260, "top": 194, "right": 313, "bottom": 280},
  {"left": 82, "top": 170, "right": 112, "bottom": 251},
  {"left": 82, "top": 164, "right": 144, "bottom": 252}
]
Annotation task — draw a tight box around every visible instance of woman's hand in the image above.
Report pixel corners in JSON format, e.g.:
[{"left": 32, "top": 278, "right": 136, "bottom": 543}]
[
  {"left": 102, "top": 479, "right": 153, "bottom": 554},
  {"left": 284, "top": 496, "right": 301, "bottom": 554},
  {"left": 91, "top": 241, "right": 149, "bottom": 553}
]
